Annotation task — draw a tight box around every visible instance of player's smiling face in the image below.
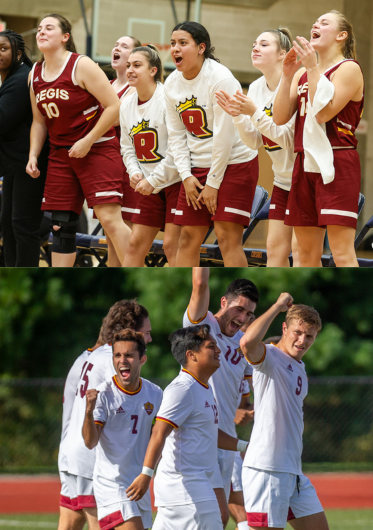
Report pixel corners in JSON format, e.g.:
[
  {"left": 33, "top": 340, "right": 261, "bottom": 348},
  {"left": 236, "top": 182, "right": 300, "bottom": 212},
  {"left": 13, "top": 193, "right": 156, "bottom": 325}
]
[
  {"left": 170, "top": 30, "right": 205, "bottom": 78},
  {"left": 280, "top": 319, "right": 318, "bottom": 361},
  {"left": 251, "top": 32, "right": 285, "bottom": 71},
  {"left": 36, "top": 17, "right": 70, "bottom": 52},
  {"left": 113, "top": 340, "right": 147, "bottom": 390},
  {"left": 112, "top": 36, "right": 135, "bottom": 71},
  {"left": 127, "top": 52, "right": 157, "bottom": 87},
  {"left": 310, "top": 13, "right": 341, "bottom": 50},
  {"left": 218, "top": 295, "right": 257, "bottom": 337},
  {"left": 193, "top": 334, "right": 221, "bottom": 371}
]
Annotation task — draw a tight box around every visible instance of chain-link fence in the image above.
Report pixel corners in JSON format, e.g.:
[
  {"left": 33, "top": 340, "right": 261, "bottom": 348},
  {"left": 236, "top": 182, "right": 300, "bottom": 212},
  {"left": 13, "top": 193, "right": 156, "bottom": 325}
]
[{"left": 1, "top": 377, "right": 372, "bottom": 473}]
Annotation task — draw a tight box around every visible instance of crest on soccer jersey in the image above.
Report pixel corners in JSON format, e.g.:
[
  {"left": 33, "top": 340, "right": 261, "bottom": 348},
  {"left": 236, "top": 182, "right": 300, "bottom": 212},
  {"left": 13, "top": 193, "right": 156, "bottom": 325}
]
[
  {"left": 264, "top": 104, "right": 273, "bottom": 117},
  {"left": 129, "top": 119, "right": 164, "bottom": 164},
  {"left": 176, "top": 96, "right": 213, "bottom": 139},
  {"left": 144, "top": 402, "right": 154, "bottom": 415}
]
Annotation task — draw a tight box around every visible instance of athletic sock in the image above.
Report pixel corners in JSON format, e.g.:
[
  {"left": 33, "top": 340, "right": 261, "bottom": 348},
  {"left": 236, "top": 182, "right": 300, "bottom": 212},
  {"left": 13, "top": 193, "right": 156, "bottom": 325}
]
[{"left": 237, "top": 521, "right": 249, "bottom": 530}]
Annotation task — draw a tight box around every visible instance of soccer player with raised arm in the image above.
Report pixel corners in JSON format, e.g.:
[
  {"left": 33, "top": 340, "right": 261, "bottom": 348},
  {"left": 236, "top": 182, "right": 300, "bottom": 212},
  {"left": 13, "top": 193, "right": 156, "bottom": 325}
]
[
  {"left": 239, "top": 293, "right": 329, "bottom": 530},
  {"left": 126, "top": 325, "right": 249, "bottom": 530},
  {"left": 183, "top": 267, "right": 257, "bottom": 527},
  {"left": 82, "top": 329, "right": 162, "bottom": 530}
]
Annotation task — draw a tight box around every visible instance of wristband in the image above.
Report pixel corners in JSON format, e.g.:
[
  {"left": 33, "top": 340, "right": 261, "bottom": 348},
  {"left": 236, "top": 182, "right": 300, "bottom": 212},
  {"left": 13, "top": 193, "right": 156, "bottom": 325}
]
[
  {"left": 237, "top": 439, "right": 249, "bottom": 452},
  {"left": 141, "top": 466, "right": 154, "bottom": 478}
]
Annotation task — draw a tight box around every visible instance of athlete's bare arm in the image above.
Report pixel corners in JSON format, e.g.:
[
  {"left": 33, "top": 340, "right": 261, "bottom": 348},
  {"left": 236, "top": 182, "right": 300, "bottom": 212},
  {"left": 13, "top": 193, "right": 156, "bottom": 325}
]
[
  {"left": 272, "top": 48, "right": 304, "bottom": 125},
  {"left": 82, "top": 389, "right": 102, "bottom": 449},
  {"left": 26, "top": 72, "right": 48, "bottom": 179},
  {"left": 218, "top": 429, "right": 242, "bottom": 451},
  {"left": 69, "top": 57, "right": 121, "bottom": 158},
  {"left": 240, "top": 293, "right": 293, "bottom": 363},
  {"left": 187, "top": 267, "right": 210, "bottom": 323},
  {"left": 234, "top": 395, "right": 254, "bottom": 426},
  {"left": 126, "top": 419, "right": 174, "bottom": 501}
]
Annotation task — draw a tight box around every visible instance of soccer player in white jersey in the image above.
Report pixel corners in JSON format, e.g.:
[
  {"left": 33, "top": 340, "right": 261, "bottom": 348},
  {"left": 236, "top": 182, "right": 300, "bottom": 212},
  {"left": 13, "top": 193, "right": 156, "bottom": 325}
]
[
  {"left": 82, "top": 329, "right": 163, "bottom": 530},
  {"left": 121, "top": 45, "right": 181, "bottom": 267},
  {"left": 126, "top": 325, "right": 249, "bottom": 530},
  {"left": 58, "top": 343, "right": 101, "bottom": 530},
  {"left": 183, "top": 267, "right": 257, "bottom": 526},
  {"left": 240, "top": 294, "right": 329, "bottom": 530},
  {"left": 165, "top": 21, "right": 259, "bottom": 267},
  {"left": 63, "top": 300, "right": 152, "bottom": 530},
  {"left": 216, "top": 28, "right": 298, "bottom": 267}
]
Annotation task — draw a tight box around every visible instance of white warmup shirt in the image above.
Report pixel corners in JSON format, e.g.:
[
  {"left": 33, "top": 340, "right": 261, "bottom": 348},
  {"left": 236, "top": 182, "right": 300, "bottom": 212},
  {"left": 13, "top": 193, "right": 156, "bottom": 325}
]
[
  {"left": 93, "top": 376, "right": 163, "bottom": 508},
  {"left": 154, "top": 369, "right": 219, "bottom": 507},
  {"left": 232, "top": 75, "right": 296, "bottom": 191},
  {"left": 164, "top": 58, "right": 257, "bottom": 190},
  {"left": 120, "top": 82, "right": 180, "bottom": 192},
  {"left": 65, "top": 343, "right": 115, "bottom": 479},
  {"left": 58, "top": 348, "right": 92, "bottom": 473},
  {"left": 183, "top": 309, "right": 252, "bottom": 437},
  {"left": 244, "top": 343, "right": 308, "bottom": 475}
]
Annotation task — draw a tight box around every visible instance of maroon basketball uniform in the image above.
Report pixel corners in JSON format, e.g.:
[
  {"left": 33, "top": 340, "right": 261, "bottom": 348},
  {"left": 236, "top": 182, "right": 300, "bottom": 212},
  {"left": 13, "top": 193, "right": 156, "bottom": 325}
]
[{"left": 287, "top": 60, "right": 364, "bottom": 228}]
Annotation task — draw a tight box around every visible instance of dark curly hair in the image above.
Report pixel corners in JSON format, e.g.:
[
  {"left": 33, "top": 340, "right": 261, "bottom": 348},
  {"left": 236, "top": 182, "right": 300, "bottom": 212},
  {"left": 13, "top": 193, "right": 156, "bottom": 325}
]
[{"left": 100, "top": 300, "right": 149, "bottom": 344}]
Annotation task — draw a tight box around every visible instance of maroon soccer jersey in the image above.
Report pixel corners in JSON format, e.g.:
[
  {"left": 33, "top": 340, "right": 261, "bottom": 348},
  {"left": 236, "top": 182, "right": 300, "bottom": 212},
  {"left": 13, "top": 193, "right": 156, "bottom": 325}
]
[
  {"left": 110, "top": 79, "right": 130, "bottom": 141},
  {"left": 32, "top": 52, "right": 115, "bottom": 147},
  {"left": 294, "top": 60, "right": 364, "bottom": 153}
]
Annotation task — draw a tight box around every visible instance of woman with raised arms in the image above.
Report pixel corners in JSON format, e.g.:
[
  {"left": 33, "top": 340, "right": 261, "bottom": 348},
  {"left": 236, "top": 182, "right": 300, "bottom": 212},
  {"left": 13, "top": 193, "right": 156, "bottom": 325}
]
[
  {"left": 164, "top": 21, "right": 258, "bottom": 267},
  {"left": 216, "top": 28, "right": 298, "bottom": 267},
  {"left": 121, "top": 45, "right": 181, "bottom": 267},
  {"left": 27, "top": 13, "right": 130, "bottom": 267},
  {"left": 272, "top": 10, "right": 364, "bottom": 267}
]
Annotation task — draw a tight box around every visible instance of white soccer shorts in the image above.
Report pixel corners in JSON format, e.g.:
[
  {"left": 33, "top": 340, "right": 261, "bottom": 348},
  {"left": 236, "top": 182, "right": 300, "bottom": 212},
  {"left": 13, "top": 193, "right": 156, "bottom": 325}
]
[
  {"left": 210, "top": 448, "right": 236, "bottom": 500},
  {"left": 98, "top": 500, "right": 152, "bottom": 530},
  {"left": 153, "top": 500, "right": 223, "bottom": 530},
  {"left": 231, "top": 451, "right": 244, "bottom": 492},
  {"left": 243, "top": 467, "right": 324, "bottom": 528},
  {"left": 64, "top": 471, "right": 96, "bottom": 510}
]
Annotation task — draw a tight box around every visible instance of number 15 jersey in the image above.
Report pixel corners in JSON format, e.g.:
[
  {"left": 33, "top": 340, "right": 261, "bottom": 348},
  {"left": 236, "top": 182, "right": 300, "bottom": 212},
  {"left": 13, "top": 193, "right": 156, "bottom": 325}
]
[{"left": 243, "top": 343, "right": 308, "bottom": 475}]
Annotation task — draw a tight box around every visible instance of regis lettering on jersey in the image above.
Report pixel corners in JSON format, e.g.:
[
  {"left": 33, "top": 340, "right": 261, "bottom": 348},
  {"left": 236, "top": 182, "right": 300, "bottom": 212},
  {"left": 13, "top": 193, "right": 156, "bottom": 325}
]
[
  {"left": 36, "top": 88, "right": 69, "bottom": 104},
  {"left": 297, "top": 82, "right": 308, "bottom": 96}
]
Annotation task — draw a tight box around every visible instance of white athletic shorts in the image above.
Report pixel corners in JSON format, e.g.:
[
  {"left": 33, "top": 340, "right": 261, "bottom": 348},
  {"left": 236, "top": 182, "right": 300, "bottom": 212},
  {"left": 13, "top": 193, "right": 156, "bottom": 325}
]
[
  {"left": 153, "top": 500, "right": 223, "bottom": 530},
  {"left": 210, "top": 448, "right": 235, "bottom": 500},
  {"left": 98, "top": 500, "right": 152, "bottom": 530},
  {"left": 242, "top": 467, "right": 324, "bottom": 528},
  {"left": 231, "top": 451, "right": 244, "bottom": 492},
  {"left": 64, "top": 471, "right": 96, "bottom": 510}
]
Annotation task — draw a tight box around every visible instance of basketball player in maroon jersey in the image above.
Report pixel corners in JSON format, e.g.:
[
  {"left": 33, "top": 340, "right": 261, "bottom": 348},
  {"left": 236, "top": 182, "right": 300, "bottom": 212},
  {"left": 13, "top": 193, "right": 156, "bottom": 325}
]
[
  {"left": 26, "top": 14, "right": 131, "bottom": 267},
  {"left": 273, "top": 11, "right": 364, "bottom": 268}
]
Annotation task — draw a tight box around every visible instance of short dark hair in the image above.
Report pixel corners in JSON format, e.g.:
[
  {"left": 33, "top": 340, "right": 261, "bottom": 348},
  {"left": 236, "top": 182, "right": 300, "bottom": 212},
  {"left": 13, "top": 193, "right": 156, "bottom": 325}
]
[
  {"left": 172, "top": 21, "right": 219, "bottom": 62},
  {"left": 100, "top": 300, "right": 149, "bottom": 344},
  {"left": 224, "top": 279, "right": 259, "bottom": 304},
  {"left": 112, "top": 329, "right": 146, "bottom": 358},
  {"left": 169, "top": 325, "right": 211, "bottom": 366}
]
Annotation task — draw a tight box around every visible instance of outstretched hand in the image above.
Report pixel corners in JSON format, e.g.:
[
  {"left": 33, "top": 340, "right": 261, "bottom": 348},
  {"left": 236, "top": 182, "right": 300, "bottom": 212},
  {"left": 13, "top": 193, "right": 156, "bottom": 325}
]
[
  {"left": 283, "top": 47, "right": 302, "bottom": 78},
  {"left": 292, "top": 37, "right": 318, "bottom": 71},
  {"left": 215, "top": 90, "right": 241, "bottom": 117}
]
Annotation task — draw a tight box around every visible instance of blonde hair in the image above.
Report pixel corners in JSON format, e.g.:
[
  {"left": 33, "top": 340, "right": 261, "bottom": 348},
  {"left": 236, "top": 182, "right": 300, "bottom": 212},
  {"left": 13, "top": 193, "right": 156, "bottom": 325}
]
[
  {"left": 329, "top": 10, "right": 356, "bottom": 60},
  {"left": 285, "top": 304, "right": 322, "bottom": 332}
]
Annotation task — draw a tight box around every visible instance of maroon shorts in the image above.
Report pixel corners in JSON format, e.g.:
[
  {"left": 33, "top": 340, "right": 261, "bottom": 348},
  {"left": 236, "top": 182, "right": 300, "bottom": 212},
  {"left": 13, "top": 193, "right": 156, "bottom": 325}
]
[
  {"left": 131, "top": 181, "right": 181, "bottom": 228},
  {"left": 268, "top": 185, "right": 290, "bottom": 221},
  {"left": 174, "top": 158, "right": 259, "bottom": 227},
  {"left": 42, "top": 138, "right": 124, "bottom": 214},
  {"left": 121, "top": 168, "right": 140, "bottom": 221},
  {"left": 60, "top": 495, "right": 79, "bottom": 511},
  {"left": 285, "top": 151, "right": 361, "bottom": 229}
]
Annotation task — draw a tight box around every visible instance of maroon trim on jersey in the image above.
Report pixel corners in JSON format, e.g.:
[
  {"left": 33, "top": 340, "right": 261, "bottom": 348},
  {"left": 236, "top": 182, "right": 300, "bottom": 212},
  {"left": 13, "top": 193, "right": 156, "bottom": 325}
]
[
  {"left": 156, "top": 416, "right": 178, "bottom": 429},
  {"left": 138, "top": 98, "right": 150, "bottom": 105},
  {"left": 181, "top": 368, "right": 209, "bottom": 389},
  {"left": 112, "top": 375, "right": 143, "bottom": 395},
  {"left": 99, "top": 510, "right": 124, "bottom": 530},
  {"left": 110, "top": 79, "right": 130, "bottom": 100},
  {"left": 76, "top": 494, "right": 97, "bottom": 509}
]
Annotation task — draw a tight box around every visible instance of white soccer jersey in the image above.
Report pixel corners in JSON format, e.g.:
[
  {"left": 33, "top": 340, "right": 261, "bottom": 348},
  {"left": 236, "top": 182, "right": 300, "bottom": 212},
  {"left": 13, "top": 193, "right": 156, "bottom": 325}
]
[
  {"left": 154, "top": 369, "right": 219, "bottom": 507},
  {"left": 64, "top": 343, "right": 116, "bottom": 479},
  {"left": 93, "top": 376, "right": 162, "bottom": 508},
  {"left": 243, "top": 343, "right": 308, "bottom": 475},
  {"left": 183, "top": 309, "right": 252, "bottom": 437},
  {"left": 164, "top": 58, "right": 256, "bottom": 190},
  {"left": 58, "top": 348, "right": 92, "bottom": 472},
  {"left": 120, "top": 82, "right": 180, "bottom": 192},
  {"left": 232, "top": 75, "right": 296, "bottom": 191}
]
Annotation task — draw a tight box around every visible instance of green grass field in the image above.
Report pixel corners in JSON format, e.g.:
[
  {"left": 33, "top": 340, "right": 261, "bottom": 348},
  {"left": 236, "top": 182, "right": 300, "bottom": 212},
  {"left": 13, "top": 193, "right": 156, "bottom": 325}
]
[{"left": 0, "top": 511, "right": 372, "bottom": 530}]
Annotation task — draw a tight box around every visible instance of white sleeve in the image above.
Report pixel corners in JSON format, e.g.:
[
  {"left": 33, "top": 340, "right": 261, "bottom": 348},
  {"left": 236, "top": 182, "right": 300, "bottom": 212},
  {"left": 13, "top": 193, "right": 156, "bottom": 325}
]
[
  {"left": 165, "top": 88, "right": 193, "bottom": 181},
  {"left": 156, "top": 382, "right": 194, "bottom": 428},
  {"left": 93, "top": 389, "right": 109, "bottom": 425},
  {"left": 120, "top": 103, "right": 144, "bottom": 179},
  {"left": 206, "top": 76, "right": 241, "bottom": 190},
  {"left": 231, "top": 114, "right": 263, "bottom": 150},
  {"left": 248, "top": 108, "right": 295, "bottom": 150}
]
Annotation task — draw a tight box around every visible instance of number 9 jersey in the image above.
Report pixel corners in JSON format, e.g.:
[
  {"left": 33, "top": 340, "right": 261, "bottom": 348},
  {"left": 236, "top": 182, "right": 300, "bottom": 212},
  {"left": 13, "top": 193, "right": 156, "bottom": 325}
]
[
  {"left": 31, "top": 52, "right": 114, "bottom": 147},
  {"left": 243, "top": 343, "right": 308, "bottom": 475}
]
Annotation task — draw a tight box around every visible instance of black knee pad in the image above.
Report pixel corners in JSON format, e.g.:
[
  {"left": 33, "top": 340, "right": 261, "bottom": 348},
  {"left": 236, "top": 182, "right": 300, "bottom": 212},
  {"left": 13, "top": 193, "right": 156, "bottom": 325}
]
[{"left": 51, "top": 211, "right": 80, "bottom": 254}]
